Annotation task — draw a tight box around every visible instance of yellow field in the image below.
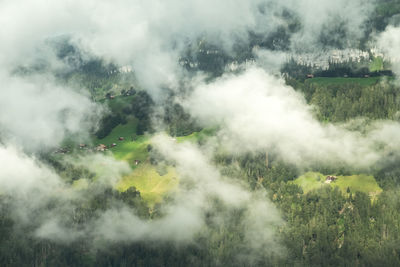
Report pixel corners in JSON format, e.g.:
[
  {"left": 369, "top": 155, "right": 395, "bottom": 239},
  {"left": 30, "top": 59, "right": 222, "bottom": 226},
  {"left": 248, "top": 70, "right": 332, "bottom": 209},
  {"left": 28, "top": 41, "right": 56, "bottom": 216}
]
[{"left": 116, "top": 163, "right": 179, "bottom": 207}]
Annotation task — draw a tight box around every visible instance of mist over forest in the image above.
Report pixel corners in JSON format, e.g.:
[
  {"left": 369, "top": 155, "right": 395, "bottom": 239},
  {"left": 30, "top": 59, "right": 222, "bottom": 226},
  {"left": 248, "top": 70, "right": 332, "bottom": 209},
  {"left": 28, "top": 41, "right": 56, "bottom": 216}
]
[{"left": 2, "top": 0, "right": 400, "bottom": 266}]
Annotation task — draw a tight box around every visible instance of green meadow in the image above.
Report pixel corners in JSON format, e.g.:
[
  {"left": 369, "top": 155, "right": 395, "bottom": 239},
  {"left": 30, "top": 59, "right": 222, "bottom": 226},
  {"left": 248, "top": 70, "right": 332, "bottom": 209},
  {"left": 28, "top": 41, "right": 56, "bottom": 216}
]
[
  {"left": 369, "top": 57, "right": 385, "bottom": 72},
  {"left": 91, "top": 116, "right": 178, "bottom": 206},
  {"left": 176, "top": 127, "right": 217, "bottom": 143},
  {"left": 92, "top": 118, "right": 150, "bottom": 166},
  {"left": 116, "top": 163, "right": 179, "bottom": 207},
  {"left": 293, "top": 172, "right": 382, "bottom": 199},
  {"left": 94, "top": 127, "right": 178, "bottom": 207},
  {"left": 306, "top": 77, "right": 384, "bottom": 87}
]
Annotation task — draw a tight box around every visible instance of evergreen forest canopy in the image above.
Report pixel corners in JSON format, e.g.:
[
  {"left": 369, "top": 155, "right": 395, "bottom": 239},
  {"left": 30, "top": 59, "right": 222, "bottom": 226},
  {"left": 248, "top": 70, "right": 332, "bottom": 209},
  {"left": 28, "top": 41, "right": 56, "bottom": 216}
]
[{"left": 3, "top": 1, "right": 400, "bottom": 266}]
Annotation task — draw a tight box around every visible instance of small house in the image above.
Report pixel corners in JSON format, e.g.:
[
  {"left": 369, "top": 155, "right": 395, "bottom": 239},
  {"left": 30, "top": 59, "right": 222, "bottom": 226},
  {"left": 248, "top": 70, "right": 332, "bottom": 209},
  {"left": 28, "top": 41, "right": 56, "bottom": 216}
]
[
  {"left": 325, "top": 175, "right": 337, "bottom": 184},
  {"left": 79, "top": 144, "right": 87, "bottom": 149},
  {"left": 96, "top": 144, "right": 107, "bottom": 152},
  {"left": 306, "top": 74, "right": 314, "bottom": 79},
  {"left": 111, "top": 143, "right": 117, "bottom": 147},
  {"left": 55, "top": 148, "right": 69, "bottom": 154},
  {"left": 118, "top": 137, "right": 125, "bottom": 141}
]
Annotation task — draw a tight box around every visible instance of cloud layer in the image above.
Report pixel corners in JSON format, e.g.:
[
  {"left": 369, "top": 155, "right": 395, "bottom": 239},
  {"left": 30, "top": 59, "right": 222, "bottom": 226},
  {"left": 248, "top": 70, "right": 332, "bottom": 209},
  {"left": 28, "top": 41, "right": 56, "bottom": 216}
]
[
  {"left": 0, "top": 0, "right": 397, "bottom": 263},
  {"left": 185, "top": 67, "right": 400, "bottom": 168}
]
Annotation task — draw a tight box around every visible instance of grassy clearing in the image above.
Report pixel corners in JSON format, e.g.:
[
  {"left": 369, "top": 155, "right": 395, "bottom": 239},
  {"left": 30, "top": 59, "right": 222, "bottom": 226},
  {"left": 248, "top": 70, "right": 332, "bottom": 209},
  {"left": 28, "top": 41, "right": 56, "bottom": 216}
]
[
  {"left": 93, "top": 119, "right": 179, "bottom": 206},
  {"left": 306, "top": 77, "right": 383, "bottom": 86},
  {"left": 93, "top": 118, "right": 138, "bottom": 147},
  {"left": 93, "top": 118, "right": 217, "bottom": 207},
  {"left": 92, "top": 118, "right": 151, "bottom": 167},
  {"left": 293, "top": 172, "right": 326, "bottom": 193},
  {"left": 369, "top": 57, "right": 384, "bottom": 72},
  {"left": 333, "top": 174, "right": 382, "bottom": 198},
  {"left": 176, "top": 127, "right": 217, "bottom": 143},
  {"left": 293, "top": 172, "right": 382, "bottom": 198},
  {"left": 111, "top": 135, "right": 149, "bottom": 164},
  {"left": 116, "top": 163, "right": 179, "bottom": 207},
  {"left": 176, "top": 132, "right": 201, "bottom": 143}
]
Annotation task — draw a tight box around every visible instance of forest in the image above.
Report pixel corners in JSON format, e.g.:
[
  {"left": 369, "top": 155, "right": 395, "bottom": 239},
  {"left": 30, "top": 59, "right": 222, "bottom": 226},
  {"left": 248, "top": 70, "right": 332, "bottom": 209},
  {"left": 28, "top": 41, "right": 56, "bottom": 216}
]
[{"left": 2, "top": 74, "right": 400, "bottom": 266}]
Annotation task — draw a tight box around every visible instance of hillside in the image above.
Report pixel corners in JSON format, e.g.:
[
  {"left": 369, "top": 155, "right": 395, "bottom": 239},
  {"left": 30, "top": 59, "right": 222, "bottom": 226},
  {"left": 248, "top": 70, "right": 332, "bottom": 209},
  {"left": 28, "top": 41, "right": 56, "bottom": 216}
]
[{"left": 5, "top": 1, "right": 400, "bottom": 266}]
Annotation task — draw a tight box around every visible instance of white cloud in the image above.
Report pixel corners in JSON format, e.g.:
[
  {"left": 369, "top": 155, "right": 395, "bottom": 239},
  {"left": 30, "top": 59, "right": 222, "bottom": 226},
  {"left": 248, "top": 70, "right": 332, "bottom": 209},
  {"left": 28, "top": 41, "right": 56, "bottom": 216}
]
[
  {"left": 0, "top": 74, "right": 102, "bottom": 151},
  {"left": 377, "top": 26, "right": 400, "bottom": 80},
  {"left": 184, "top": 67, "right": 400, "bottom": 168}
]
